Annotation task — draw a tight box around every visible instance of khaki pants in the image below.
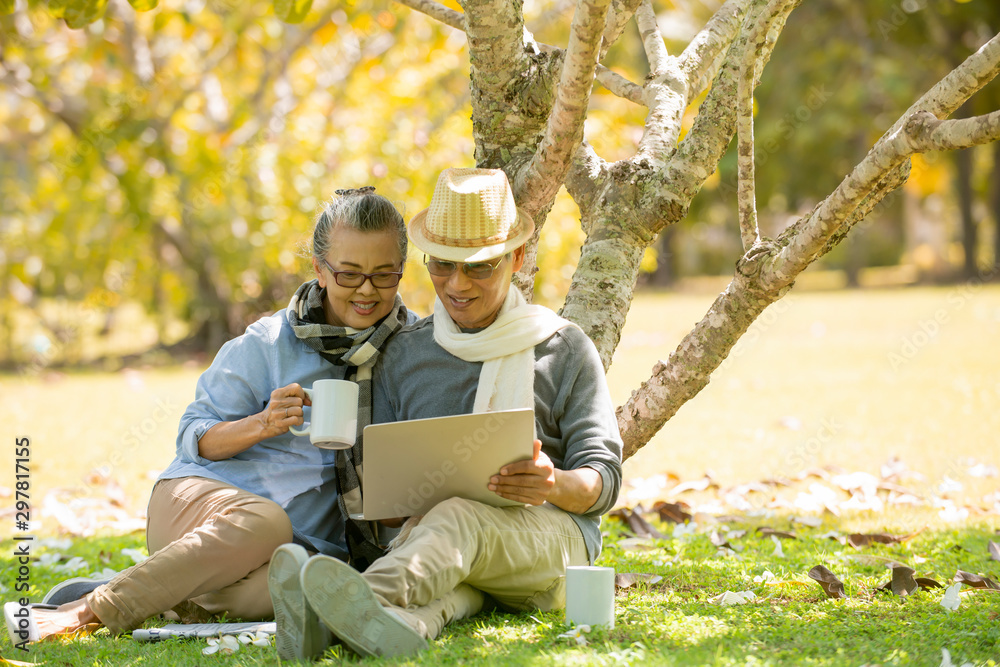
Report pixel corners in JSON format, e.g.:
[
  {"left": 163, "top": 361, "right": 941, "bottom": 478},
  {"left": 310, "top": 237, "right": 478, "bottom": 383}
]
[
  {"left": 362, "top": 497, "right": 589, "bottom": 640},
  {"left": 87, "top": 476, "right": 293, "bottom": 633}
]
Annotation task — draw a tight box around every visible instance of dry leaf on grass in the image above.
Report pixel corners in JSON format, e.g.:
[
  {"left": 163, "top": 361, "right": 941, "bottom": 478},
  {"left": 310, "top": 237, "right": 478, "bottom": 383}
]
[
  {"left": 669, "top": 475, "right": 716, "bottom": 496},
  {"left": 843, "top": 554, "right": 907, "bottom": 569},
  {"left": 988, "top": 542, "right": 1000, "bottom": 562},
  {"left": 953, "top": 570, "right": 1000, "bottom": 590},
  {"left": 874, "top": 565, "right": 918, "bottom": 597},
  {"left": 616, "top": 537, "right": 659, "bottom": 552},
  {"left": 607, "top": 508, "right": 668, "bottom": 540},
  {"left": 756, "top": 527, "right": 798, "bottom": 540},
  {"left": 653, "top": 501, "right": 693, "bottom": 524},
  {"left": 615, "top": 572, "right": 663, "bottom": 589},
  {"left": 847, "top": 528, "right": 925, "bottom": 548},
  {"left": 808, "top": 565, "right": 847, "bottom": 599}
]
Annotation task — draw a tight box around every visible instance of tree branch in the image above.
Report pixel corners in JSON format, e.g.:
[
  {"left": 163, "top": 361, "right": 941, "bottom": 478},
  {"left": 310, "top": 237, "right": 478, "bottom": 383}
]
[
  {"left": 632, "top": 1, "right": 686, "bottom": 167},
  {"left": 635, "top": 0, "right": 668, "bottom": 74},
  {"left": 736, "top": 0, "right": 798, "bottom": 250},
  {"left": 516, "top": 0, "right": 611, "bottom": 217},
  {"left": 460, "top": 0, "right": 529, "bottom": 98},
  {"left": 679, "top": 0, "right": 753, "bottom": 103},
  {"left": 395, "top": 0, "right": 465, "bottom": 30},
  {"left": 599, "top": 0, "right": 642, "bottom": 61},
  {"left": 905, "top": 108, "right": 1000, "bottom": 151},
  {"left": 594, "top": 65, "right": 644, "bottom": 103},
  {"left": 769, "top": 32, "right": 1000, "bottom": 283},
  {"left": 564, "top": 141, "right": 609, "bottom": 215}
]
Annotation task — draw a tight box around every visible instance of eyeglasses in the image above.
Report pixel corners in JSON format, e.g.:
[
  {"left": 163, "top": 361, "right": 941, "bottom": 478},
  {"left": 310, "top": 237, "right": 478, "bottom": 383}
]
[
  {"left": 322, "top": 258, "right": 402, "bottom": 288},
  {"left": 424, "top": 254, "right": 508, "bottom": 280}
]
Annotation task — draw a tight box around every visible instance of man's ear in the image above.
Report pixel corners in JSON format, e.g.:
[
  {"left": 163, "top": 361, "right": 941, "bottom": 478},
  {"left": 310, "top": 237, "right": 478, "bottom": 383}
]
[{"left": 511, "top": 245, "right": 526, "bottom": 272}]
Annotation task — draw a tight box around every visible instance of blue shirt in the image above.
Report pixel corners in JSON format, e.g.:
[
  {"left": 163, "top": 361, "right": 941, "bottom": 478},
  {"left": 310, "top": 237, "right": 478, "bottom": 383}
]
[{"left": 161, "top": 308, "right": 416, "bottom": 558}]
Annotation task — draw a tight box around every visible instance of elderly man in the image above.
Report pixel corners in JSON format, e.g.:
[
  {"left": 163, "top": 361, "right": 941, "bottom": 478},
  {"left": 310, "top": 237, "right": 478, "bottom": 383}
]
[{"left": 268, "top": 168, "right": 623, "bottom": 660}]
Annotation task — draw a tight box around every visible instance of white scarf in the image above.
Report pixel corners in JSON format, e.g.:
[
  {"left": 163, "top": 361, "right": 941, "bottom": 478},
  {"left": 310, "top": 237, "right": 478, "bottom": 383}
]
[{"left": 433, "top": 284, "right": 577, "bottom": 414}]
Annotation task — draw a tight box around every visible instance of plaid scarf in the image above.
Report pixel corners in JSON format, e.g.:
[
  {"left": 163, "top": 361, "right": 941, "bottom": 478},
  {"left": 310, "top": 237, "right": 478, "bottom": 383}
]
[{"left": 287, "top": 279, "right": 408, "bottom": 571}]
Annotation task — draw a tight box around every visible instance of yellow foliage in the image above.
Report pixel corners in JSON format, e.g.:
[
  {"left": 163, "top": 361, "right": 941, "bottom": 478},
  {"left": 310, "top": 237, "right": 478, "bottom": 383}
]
[{"left": 905, "top": 154, "right": 949, "bottom": 197}]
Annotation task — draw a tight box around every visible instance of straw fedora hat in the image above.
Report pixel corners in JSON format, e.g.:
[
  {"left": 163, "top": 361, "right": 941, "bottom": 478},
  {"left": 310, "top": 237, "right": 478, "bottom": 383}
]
[{"left": 408, "top": 168, "right": 535, "bottom": 262}]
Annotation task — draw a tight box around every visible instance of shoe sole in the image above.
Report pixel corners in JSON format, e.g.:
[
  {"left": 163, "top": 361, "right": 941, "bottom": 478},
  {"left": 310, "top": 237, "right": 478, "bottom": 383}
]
[
  {"left": 42, "top": 577, "right": 110, "bottom": 605},
  {"left": 301, "top": 555, "right": 427, "bottom": 659},
  {"left": 267, "top": 544, "right": 331, "bottom": 660}
]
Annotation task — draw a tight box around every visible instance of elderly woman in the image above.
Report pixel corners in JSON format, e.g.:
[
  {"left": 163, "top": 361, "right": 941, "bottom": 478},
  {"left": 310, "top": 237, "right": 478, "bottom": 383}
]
[{"left": 6, "top": 187, "right": 416, "bottom": 643}]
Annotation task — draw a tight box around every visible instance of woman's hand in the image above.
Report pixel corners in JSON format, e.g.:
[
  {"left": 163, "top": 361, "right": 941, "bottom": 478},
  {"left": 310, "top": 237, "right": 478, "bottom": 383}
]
[
  {"left": 255, "top": 383, "right": 311, "bottom": 439},
  {"left": 198, "top": 383, "right": 312, "bottom": 460}
]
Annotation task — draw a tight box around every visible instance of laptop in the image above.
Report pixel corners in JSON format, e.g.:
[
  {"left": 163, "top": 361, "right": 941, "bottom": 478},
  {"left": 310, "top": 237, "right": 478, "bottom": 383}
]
[{"left": 357, "top": 408, "right": 535, "bottom": 521}]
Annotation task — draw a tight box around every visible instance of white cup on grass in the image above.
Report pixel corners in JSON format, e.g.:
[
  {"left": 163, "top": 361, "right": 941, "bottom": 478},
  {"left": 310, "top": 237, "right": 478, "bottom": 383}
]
[{"left": 565, "top": 566, "right": 615, "bottom": 629}]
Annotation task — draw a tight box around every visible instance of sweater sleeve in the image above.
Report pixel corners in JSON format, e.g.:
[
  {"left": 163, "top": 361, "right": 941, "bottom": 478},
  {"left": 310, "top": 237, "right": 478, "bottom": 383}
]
[
  {"left": 175, "top": 318, "right": 277, "bottom": 464},
  {"left": 536, "top": 326, "right": 623, "bottom": 518}
]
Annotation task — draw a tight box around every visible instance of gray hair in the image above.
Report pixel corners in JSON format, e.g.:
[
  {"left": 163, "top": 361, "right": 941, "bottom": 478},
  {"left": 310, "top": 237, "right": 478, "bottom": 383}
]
[{"left": 312, "top": 187, "right": 408, "bottom": 265}]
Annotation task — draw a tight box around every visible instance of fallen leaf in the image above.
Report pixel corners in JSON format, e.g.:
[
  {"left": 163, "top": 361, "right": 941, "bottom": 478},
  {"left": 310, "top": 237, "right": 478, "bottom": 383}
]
[
  {"left": 940, "top": 582, "right": 962, "bottom": 611},
  {"left": 847, "top": 528, "right": 924, "bottom": 548},
  {"left": 843, "top": 554, "right": 906, "bottom": 569},
  {"left": 710, "top": 530, "right": 735, "bottom": 551},
  {"left": 989, "top": 542, "right": 1000, "bottom": 562},
  {"left": 817, "top": 530, "right": 846, "bottom": 545},
  {"left": 916, "top": 577, "right": 944, "bottom": 590},
  {"left": 757, "top": 527, "right": 798, "bottom": 540},
  {"left": 808, "top": 565, "right": 847, "bottom": 599},
  {"left": 669, "top": 475, "right": 715, "bottom": 496},
  {"left": 614, "top": 572, "right": 663, "bottom": 589},
  {"left": 652, "top": 500, "right": 693, "bottom": 524},
  {"left": 876, "top": 565, "right": 917, "bottom": 597},
  {"left": 616, "top": 537, "right": 659, "bottom": 552},
  {"left": 709, "top": 590, "right": 756, "bottom": 606},
  {"left": 608, "top": 508, "right": 667, "bottom": 539},
  {"left": 953, "top": 570, "right": 1000, "bottom": 590},
  {"left": 791, "top": 515, "right": 823, "bottom": 527}
]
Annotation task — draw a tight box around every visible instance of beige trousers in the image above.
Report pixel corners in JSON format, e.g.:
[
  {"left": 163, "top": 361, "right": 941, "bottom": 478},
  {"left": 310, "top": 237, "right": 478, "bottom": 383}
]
[
  {"left": 87, "top": 476, "right": 293, "bottom": 633},
  {"left": 362, "top": 497, "right": 589, "bottom": 640}
]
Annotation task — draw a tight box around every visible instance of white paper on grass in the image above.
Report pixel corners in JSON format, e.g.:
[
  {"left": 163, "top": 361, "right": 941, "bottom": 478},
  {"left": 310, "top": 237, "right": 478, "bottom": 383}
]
[
  {"left": 771, "top": 535, "right": 785, "bottom": 558},
  {"left": 940, "top": 583, "right": 962, "bottom": 611},
  {"left": 710, "top": 590, "right": 756, "bottom": 606},
  {"left": 753, "top": 570, "right": 776, "bottom": 584},
  {"left": 939, "top": 648, "right": 974, "bottom": 667}
]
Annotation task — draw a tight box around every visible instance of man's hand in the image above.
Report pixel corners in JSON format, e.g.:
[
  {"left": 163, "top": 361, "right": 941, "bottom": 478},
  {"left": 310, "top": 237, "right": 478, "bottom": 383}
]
[{"left": 488, "top": 440, "right": 555, "bottom": 505}]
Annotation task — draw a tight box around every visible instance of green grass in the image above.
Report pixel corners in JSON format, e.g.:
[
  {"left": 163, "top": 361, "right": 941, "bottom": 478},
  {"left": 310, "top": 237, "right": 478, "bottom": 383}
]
[
  {"left": 2, "top": 515, "right": 998, "bottom": 665},
  {"left": 3, "top": 284, "right": 1000, "bottom": 664}
]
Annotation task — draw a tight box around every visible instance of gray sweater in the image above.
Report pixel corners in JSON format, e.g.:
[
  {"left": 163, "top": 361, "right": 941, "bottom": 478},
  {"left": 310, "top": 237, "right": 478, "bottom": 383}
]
[{"left": 372, "top": 316, "right": 623, "bottom": 562}]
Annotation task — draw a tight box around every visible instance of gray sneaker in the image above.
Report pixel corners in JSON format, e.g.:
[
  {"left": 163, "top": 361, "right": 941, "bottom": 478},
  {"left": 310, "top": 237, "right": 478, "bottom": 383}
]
[
  {"left": 267, "top": 544, "right": 332, "bottom": 661},
  {"left": 301, "top": 555, "right": 428, "bottom": 659},
  {"left": 42, "top": 577, "right": 111, "bottom": 606}
]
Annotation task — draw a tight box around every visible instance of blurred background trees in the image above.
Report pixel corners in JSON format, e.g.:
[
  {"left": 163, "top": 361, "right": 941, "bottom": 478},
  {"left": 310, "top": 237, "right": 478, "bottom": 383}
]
[{"left": 1, "top": 0, "right": 997, "bottom": 370}]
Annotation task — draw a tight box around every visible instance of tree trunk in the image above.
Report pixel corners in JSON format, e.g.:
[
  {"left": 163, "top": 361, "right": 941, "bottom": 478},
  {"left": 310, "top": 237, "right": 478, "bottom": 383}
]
[
  {"left": 994, "top": 140, "right": 1000, "bottom": 273},
  {"left": 394, "top": 1, "right": 1000, "bottom": 460},
  {"left": 954, "top": 146, "right": 978, "bottom": 280}
]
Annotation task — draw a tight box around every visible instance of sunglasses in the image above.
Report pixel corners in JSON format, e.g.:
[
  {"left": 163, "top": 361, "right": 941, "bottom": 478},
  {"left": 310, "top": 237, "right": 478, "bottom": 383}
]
[{"left": 423, "top": 254, "right": 508, "bottom": 280}]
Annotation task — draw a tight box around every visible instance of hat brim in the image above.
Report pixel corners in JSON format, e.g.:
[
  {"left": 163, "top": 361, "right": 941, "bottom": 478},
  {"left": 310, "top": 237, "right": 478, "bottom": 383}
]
[{"left": 407, "top": 208, "right": 536, "bottom": 262}]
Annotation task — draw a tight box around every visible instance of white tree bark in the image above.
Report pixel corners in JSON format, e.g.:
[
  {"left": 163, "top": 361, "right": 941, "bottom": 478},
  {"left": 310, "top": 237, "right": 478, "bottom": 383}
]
[{"left": 396, "top": 0, "right": 1000, "bottom": 461}]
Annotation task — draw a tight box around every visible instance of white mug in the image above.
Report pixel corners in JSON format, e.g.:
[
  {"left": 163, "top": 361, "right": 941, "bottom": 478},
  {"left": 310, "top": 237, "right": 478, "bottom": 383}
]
[
  {"left": 289, "top": 379, "right": 359, "bottom": 450},
  {"left": 565, "top": 566, "right": 615, "bottom": 628}
]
